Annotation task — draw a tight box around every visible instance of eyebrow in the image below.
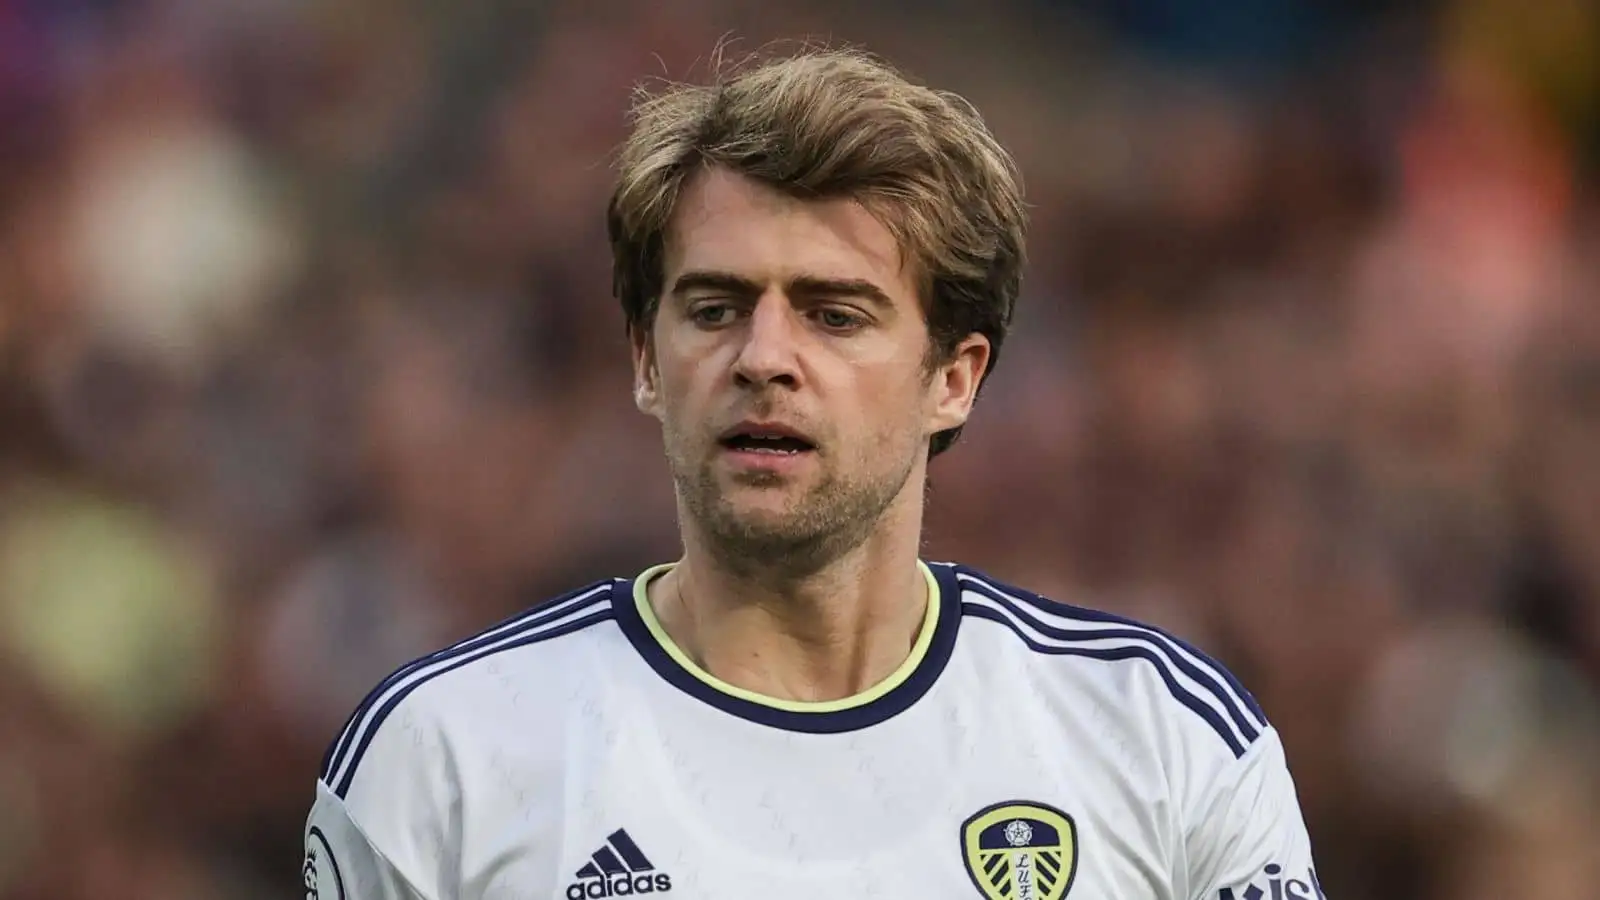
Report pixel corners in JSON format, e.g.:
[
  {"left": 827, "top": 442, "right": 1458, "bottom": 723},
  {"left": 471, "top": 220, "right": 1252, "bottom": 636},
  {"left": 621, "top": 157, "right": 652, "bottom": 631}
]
[{"left": 668, "top": 270, "right": 895, "bottom": 309}]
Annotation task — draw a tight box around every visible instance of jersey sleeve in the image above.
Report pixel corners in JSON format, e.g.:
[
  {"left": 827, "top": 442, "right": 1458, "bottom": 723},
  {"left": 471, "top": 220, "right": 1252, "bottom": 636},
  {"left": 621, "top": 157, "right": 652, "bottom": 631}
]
[
  {"left": 305, "top": 692, "right": 461, "bottom": 900},
  {"left": 1185, "top": 728, "right": 1326, "bottom": 900},
  {"left": 304, "top": 782, "right": 434, "bottom": 900}
]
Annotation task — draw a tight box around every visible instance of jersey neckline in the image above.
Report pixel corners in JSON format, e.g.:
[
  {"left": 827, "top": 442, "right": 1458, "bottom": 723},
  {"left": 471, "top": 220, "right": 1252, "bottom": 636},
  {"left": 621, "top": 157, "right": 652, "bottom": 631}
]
[{"left": 611, "top": 560, "right": 962, "bottom": 733}]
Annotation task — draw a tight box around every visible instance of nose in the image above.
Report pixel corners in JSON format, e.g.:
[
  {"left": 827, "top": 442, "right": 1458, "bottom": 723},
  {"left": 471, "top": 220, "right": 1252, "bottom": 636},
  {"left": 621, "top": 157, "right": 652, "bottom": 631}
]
[{"left": 731, "top": 293, "right": 801, "bottom": 390}]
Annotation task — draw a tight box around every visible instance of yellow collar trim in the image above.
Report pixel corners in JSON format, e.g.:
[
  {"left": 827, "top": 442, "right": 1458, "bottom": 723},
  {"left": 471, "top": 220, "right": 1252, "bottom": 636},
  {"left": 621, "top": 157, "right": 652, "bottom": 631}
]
[{"left": 631, "top": 561, "right": 942, "bottom": 713}]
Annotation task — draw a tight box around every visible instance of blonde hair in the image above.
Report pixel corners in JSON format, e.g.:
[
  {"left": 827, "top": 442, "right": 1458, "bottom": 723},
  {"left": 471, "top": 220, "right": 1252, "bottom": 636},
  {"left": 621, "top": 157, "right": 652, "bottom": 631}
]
[{"left": 608, "top": 47, "right": 1027, "bottom": 456}]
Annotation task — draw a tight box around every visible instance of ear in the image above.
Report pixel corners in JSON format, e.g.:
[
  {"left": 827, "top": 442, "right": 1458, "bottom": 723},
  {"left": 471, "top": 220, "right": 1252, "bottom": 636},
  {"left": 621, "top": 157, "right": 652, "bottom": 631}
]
[
  {"left": 630, "top": 323, "right": 663, "bottom": 419},
  {"left": 926, "top": 333, "right": 991, "bottom": 435}
]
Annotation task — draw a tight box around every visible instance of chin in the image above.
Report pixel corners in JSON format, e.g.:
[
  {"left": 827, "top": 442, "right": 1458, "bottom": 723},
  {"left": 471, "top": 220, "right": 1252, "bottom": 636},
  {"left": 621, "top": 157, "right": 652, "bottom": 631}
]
[
  {"left": 716, "top": 494, "right": 806, "bottom": 532},
  {"left": 709, "top": 486, "right": 826, "bottom": 533}
]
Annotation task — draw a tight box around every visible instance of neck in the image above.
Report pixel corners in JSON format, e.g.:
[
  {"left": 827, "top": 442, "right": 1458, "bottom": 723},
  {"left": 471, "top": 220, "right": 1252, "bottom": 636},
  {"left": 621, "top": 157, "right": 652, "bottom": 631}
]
[{"left": 650, "top": 490, "right": 931, "bottom": 704}]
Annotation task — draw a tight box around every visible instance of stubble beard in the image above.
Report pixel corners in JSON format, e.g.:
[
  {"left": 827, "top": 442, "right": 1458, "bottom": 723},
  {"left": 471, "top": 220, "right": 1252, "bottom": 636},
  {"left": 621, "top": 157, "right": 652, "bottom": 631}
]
[{"left": 666, "top": 429, "right": 919, "bottom": 581}]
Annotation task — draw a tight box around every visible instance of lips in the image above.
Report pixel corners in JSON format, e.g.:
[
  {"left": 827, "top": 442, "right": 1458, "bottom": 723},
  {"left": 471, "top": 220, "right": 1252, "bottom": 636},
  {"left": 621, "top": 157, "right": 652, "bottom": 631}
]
[{"left": 717, "top": 421, "right": 817, "bottom": 454}]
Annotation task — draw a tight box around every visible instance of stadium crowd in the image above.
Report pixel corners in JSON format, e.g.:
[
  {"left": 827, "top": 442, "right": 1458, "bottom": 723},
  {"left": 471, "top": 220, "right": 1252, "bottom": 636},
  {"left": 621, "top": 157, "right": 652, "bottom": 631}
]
[{"left": 0, "top": 0, "right": 1596, "bottom": 897}]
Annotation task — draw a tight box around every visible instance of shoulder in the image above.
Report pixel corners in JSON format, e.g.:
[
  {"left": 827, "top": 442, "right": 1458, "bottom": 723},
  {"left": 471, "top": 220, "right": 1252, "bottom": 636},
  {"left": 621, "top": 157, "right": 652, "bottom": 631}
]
[
  {"left": 945, "top": 563, "right": 1269, "bottom": 761},
  {"left": 317, "top": 577, "right": 622, "bottom": 801}
]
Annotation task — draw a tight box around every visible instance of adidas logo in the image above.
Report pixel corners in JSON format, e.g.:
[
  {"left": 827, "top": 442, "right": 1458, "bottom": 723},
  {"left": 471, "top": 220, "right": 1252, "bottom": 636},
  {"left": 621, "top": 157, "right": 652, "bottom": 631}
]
[{"left": 565, "top": 829, "right": 673, "bottom": 899}]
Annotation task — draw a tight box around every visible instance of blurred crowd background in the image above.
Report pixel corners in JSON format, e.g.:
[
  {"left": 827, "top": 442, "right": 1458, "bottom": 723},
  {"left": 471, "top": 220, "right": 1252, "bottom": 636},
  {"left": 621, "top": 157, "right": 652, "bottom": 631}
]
[{"left": 1, "top": 0, "right": 1598, "bottom": 897}]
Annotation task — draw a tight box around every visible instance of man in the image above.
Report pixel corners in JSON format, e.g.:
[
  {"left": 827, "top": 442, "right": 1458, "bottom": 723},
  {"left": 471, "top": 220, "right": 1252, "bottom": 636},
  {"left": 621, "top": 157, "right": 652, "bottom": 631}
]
[{"left": 304, "top": 48, "right": 1324, "bottom": 900}]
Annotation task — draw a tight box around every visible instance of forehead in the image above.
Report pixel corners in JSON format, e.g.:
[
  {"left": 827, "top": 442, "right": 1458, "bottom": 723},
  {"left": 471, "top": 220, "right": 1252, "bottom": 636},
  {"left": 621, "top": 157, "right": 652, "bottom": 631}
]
[{"left": 664, "top": 167, "right": 911, "bottom": 294}]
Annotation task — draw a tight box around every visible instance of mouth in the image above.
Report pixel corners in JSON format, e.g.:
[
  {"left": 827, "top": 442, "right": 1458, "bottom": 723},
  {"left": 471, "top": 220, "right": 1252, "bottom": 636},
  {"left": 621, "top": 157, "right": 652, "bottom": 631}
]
[{"left": 717, "top": 422, "right": 817, "bottom": 457}]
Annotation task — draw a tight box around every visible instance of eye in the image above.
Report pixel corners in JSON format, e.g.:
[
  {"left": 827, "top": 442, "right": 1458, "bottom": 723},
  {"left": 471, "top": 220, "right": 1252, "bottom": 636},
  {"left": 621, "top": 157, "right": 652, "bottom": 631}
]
[
  {"left": 816, "top": 307, "right": 866, "bottom": 331},
  {"left": 689, "top": 302, "right": 738, "bottom": 327}
]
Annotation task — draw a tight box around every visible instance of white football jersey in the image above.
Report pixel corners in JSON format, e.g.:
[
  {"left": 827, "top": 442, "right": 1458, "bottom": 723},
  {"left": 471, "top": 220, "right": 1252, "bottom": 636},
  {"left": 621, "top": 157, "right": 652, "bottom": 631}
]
[{"left": 303, "top": 561, "right": 1325, "bottom": 900}]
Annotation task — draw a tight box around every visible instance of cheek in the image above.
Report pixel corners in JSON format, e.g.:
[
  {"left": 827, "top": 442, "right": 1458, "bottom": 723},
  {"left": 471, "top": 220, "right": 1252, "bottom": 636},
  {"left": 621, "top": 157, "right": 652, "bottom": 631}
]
[
  {"left": 855, "top": 367, "right": 934, "bottom": 449},
  {"left": 656, "top": 351, "right": 711, "bottom": 414}
]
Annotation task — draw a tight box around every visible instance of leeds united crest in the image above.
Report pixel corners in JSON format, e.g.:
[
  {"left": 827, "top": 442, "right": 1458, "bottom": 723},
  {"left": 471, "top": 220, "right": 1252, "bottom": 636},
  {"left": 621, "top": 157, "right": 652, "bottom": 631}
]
[{"left": 960, "top": 801, "right": 1078, "bottom": 900}]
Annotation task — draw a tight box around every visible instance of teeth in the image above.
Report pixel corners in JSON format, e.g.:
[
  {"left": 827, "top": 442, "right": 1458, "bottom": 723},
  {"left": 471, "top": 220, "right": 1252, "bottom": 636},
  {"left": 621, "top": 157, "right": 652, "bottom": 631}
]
[
  {"left": 723, "top": 431, "right": 809, "bottom": 455},
  {"left": 728, "top": 435, "right": 803, "bottom": 453}
]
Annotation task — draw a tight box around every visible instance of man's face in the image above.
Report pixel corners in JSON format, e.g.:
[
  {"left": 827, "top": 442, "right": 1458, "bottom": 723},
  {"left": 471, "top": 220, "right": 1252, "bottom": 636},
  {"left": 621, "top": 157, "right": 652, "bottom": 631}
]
[{"left": 632, "top": 168, "right": 988, "bottom": 569}]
